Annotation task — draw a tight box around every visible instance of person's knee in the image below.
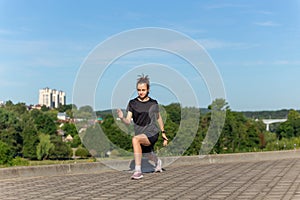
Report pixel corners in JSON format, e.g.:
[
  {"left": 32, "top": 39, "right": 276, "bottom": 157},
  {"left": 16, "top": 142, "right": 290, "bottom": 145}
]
[{"left": 132, "top": 136, "right": 139, "bottom": 145}]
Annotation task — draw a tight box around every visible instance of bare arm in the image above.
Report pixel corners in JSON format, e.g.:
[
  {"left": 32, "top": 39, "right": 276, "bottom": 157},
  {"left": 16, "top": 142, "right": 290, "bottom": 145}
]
[{"left": 117, "top": 109, "right": 132, "bottom": 125}]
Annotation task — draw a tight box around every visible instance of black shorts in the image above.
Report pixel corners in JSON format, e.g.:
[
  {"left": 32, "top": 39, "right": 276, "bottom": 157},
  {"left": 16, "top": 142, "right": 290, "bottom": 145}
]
[{"left": 141, "top": 133, "right": 159, "bottom": 153}]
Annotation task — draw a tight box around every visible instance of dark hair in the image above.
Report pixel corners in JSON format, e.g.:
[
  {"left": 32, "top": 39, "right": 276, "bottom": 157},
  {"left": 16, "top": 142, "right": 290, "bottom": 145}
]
[{"left": 136, "top": 74, "right": 150, "bottom": 89}]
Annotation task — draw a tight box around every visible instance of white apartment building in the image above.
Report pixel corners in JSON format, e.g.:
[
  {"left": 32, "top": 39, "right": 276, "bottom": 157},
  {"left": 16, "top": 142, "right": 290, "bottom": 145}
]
[{"left": 39, "top": 87, "right": 66, "bottom": 108}]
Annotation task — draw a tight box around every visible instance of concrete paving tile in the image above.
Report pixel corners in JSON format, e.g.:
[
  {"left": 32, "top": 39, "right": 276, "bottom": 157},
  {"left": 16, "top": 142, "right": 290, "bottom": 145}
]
[{"left": 2, "top": 156, "right": 300, "bottom": 199}]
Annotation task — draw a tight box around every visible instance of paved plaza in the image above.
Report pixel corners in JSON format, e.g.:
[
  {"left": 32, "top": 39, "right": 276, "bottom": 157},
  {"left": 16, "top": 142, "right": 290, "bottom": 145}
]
[{"left": 1, "top": 154, "right": 300, "bottom": 200}]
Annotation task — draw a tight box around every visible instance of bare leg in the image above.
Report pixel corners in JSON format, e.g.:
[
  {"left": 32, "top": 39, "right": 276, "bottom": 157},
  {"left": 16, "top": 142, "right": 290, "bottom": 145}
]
[{"left": 132, "top": 134, "right": 151, "bottom": 171}]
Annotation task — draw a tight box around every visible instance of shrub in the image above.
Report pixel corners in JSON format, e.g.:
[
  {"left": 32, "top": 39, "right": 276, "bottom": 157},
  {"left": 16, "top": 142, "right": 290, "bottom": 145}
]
[
  {"left": 49, "top": 136, "right": 72, "bottom": 160},
  {"left": 75, "top": 147, "right": 90, "bottom": 158},
  {"left": 9, "top": 157, "right": 29, "bottom": 166}
]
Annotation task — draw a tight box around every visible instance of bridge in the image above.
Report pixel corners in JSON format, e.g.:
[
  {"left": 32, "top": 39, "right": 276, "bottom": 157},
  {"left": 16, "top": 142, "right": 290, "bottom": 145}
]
[{"left": 262, "top": 119, "right": 287, "bottom": 131}]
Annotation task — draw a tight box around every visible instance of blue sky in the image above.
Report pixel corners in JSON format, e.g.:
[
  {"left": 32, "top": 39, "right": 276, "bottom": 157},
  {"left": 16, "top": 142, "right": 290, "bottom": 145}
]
[{"left": 0, "top": 0, "right": 299, "bottom": 111}]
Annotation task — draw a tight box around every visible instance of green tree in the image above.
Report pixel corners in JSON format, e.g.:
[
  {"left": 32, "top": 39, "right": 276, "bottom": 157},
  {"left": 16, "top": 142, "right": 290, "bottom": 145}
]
[
  {"left": 70, "top": 134, "right": 82, "bottom": 148},
  {"left": 57, "top": 104, "right": 73, "bottom": 112},
  {"left": 174, "top": 107, "right": 200, "bottom": 156},
  {"left": 276, "top": 110, "right": 300, "bottom": 139},
  {"left": 0, "top": 127, "right": 22, "bottom": 156},
  {"left": 0, "top": 108, "right": 22, "bottom": 155},
  {"left": 49, "top": 136, "right": 72, "bottom": 160},
  {"left": 0, "top": 140, "right": 13, "bottom": 165},
  {"left": 41, "top": 105, "right": 49, "bottom": 112},
  {"left": 31, "top": 110, "right": 56, "bottom": 135},
  {"left": 101, "top": 115, "right": 132, "bottom": 152},
  {"left": 277, "top": 121, "right": 293, "bottom": 139},
  {"left": 243, "top": 121, "right": 260, "bottom": 152},
  {"left": 164, "top": 103, "right": 181, "bottom": 124},
  {"left": 81, "top": 124, "right": 111, "bottom": 158},
  {"left": 79, "top": 105, "right": 93, "bottom": 113},
  {"left": 36, "top": 133, "right": 54, "bottom": 160},
  {"left": 22, "top": 124, "right": 39, "bottom": 159},
  {"left": 62, "top": 123, "right": 78, "bottom": 137},
  {"left": 287, "top": 109, "right": 300, "bottom": 121},
  {"left": 215, "top": 109, "right": 262, "bottom": 153},
  {"left": 11, "top": 102, "right": 27, "bottom": 115},
  {"left": 203, "top": 98, "right": 227, "bottom": 155}
]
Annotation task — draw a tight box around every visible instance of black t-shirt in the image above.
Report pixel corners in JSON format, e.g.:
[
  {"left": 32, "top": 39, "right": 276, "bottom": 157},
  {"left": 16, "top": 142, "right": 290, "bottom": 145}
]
[{"left": 126, "top": 97, "right": 160, "bottom": 137}]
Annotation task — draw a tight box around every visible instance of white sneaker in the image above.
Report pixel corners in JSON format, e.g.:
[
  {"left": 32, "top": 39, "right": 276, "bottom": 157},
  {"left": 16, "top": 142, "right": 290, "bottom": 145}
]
[
  {"left": 154, "top": 159, "right": 162, "bottom": 172},
  {"left": 131, "top": 171, "right": 143, "bottom": 180}
]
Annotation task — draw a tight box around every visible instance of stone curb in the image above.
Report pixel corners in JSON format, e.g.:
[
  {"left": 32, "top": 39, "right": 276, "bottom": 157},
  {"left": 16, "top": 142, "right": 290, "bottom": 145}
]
[
  {"left": 1, "top": 150, "right": 299, "bottom": 180},
  {"left": 0, "top": 162, "right": 112, "bottom": 180},
  {"left": 172, "top": 149, "right": 300, "bottom": 166}
]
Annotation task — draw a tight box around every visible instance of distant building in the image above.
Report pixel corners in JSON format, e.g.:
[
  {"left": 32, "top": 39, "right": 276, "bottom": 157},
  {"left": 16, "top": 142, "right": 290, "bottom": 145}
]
[
  {"left": 39, "top": 87, "right": 66, "bottom": 108},
  {"left": 30, "top": 104, "right": 42, "bottom": 110},
  {"left": 64, "top": 134, "right": 73, "bottom": 142},
  {"left": 97, "top": 117, "right": 103, "bottom": 124},
  {"left": 0, "top": 101, "right": 5, "bottom": 107},
  {"left": 57, "top": 112, "right": 69, "bottom": 121}
]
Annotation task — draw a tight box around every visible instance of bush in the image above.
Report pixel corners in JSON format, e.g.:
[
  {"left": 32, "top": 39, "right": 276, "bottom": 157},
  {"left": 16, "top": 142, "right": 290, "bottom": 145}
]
[
  {"left": 70, "top": 135, "right": 82, "bottom": 148},
  {"left": 9, "top": 157, "right": 29, "bottom": 166},
  {"left": 75, "top": 147, "right": 90, "bottom": 159},
  {"left": 49, "top": 136, "right": 72, "bottom": 160}
]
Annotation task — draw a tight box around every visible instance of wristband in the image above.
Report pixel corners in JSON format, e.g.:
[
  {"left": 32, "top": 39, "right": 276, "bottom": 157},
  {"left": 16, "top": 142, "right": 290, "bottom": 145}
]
[{"left": 162, "top": 130, "right": 166, "bottom": 133}]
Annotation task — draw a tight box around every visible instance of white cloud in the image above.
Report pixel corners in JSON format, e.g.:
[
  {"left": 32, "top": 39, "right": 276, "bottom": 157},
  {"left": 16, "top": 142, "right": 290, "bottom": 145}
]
[
  {"left": 254, "top": 21, "right": 281, "bottom": 27},
  {"left": 204, "top": 3, "right": 249, "bottom": 10},
  {"left": 221, "top": 60, "right": 300, "bottom": 67},
  {"left": 123, "top": 11, "right": 147, "bottom": 20},
  {"left": 273, "top": 60, "right": 300, "bottom": 65},
  {"left": 196, "top": 39, "right": 259, "bottom": 50},
  {"left": 256, "top": 10, "right": 273, "bottom": 15},
  {"left": 83, "top": 37, "right": 260, "bottom": 68}
]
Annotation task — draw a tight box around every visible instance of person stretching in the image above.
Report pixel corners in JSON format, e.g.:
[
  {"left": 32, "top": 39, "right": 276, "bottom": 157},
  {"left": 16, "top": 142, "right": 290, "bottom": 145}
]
[{"left": 117, "top": 74, "right": 168, "bottom": 179}]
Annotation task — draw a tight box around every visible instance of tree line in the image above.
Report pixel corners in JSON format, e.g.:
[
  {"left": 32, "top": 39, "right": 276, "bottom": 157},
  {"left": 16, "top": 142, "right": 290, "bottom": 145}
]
[
  {"left": 99, "top": 99, "right": 300, "bottom": 156},
  {"left": 0, "top": 101, "right": 87, "bottom": 166},
  {"left": 1, "top": 99, "right": 300, "bottom": 166}
]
